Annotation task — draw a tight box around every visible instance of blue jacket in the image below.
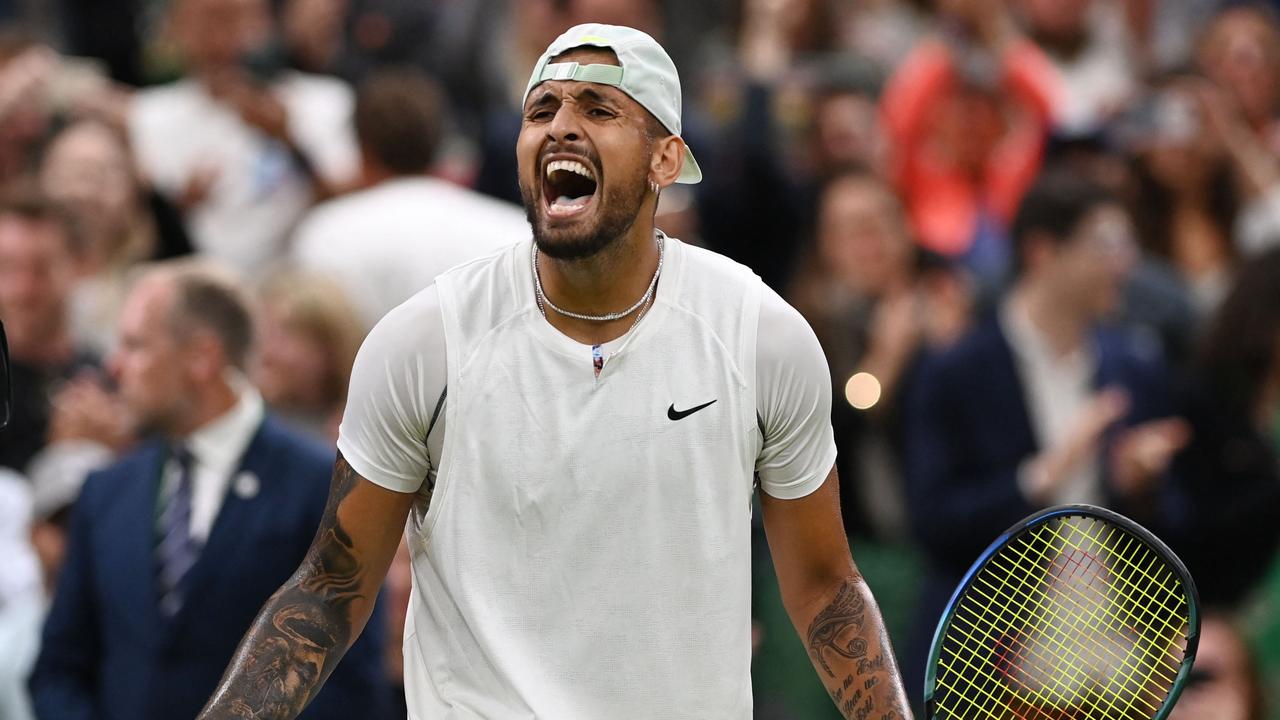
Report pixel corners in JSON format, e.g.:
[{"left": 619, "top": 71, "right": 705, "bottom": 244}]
[
  {"left": 30, "top": 418, "right": 388, "bottom": 720},
  {"left": 903, "top": 314, "right": 1178, "bottom": 576},
  {"left": 898, "top": 315, "right": 1181, "bottom": 696}
]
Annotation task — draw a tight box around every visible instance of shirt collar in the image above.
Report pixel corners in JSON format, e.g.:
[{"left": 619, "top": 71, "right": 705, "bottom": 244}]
[
  {"left": 183, "top": 374, "right": 266, "bottom": 475},
  {"left": 999, "top": 294, "right": 1095, "bottom": 375}
]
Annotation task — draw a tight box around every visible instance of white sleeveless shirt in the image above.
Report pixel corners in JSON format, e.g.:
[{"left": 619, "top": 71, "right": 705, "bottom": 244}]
[{"left": 338, "top": 237, "right": 836, "bottom": 719}]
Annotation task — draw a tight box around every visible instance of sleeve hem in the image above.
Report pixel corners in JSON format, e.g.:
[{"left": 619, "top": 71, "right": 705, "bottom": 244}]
[
  {"left": 336, "top": 439, "right": 423, "bottom": 495},
  {"left": 759, "top": 444, "right": 838, "bottom": 501}
]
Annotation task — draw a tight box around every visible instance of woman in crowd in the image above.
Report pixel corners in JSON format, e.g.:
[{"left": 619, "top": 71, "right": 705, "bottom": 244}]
[
  {"left": 1173, "top": 247, "right": 1280, "bottom": 608},
  {"left": 253, "top": 270, "right": 364, "bottom": 442},
  {"left": 1168, "top": 612, "right": 1266, "bottom": 720},
  {"left": 38, "top": 118, "right": 191, "bottom": 356},
  {"left": 791, "top": 168, "right": 971, "bottom": 539}
]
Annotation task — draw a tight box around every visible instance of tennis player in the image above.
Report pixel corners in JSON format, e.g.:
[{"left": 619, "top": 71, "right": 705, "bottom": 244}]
[{"left": 199, "top": 24, "right": 911, "bottom": 720}]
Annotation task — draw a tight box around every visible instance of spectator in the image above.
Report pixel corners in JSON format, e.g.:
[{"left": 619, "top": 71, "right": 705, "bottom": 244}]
[
  {"left": 127, "top": 0, "right": 359, "bottom": 279},
  {"left": 1014, "top": 0, "right": 1139, "bottom": 135},
  {"left": 0, "top": 468, "right": 40, "bottom": 720},
  {"left": 1044, "top": 132, "right": 1199, "bottom": 367},
  {"left": 1194, "top": 7, "right": 1280, "bottom": 260},
  {"left": 1197, "top": 5, "right": 1280, "bottom": 155},
  {"left": 39, "top": 119, "right": 193, "bottom": 356},
  {"left": 0, "top": 192, "right": 97, "bottom": 474},
  {"left": 1172, "top": 247, "right": 1280, "bottom": 607},
  {"left": 1168, "top": 612, "right": 1266, "bottom": 720},
  {"left": 0, "top": 33, "right": 57, "bottom": 187},
  {"left": 26, "top": 455, "right": 84, "bottom": 597},
  {"left": 901, "top": 169, "right": 1188, "bottom": 695},
  {"left": 292, "top": 68, "right": 527, "bottom": 327},
  {"left": 791, "top": 169, "right": 971, "bottom": 539},
  {"left": 696, "top": 0, "right": 812, "bottom": 291},
  {"left": 881, "top": 0, "right": 1059, "bottom": 281},
  {"left": 254, "top": 270, "right": 365, "bottom": 441},
  {"left": 806, "top": 61, "right": 887, "bottom": 180},
  {"left": 29, "top": 260, "right": 388, "bottom": 720},
  {"left": 1126, "top": 78, "right": 1240, "bottom": 316}
]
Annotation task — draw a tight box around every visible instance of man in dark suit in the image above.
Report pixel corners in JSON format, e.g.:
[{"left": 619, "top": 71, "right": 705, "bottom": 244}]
[
  {"left": 29, "top": 261, "right": 387, "bottom": 720},
  {"left": 899, "top": 169, "right": 1191, "bottom": 694}
]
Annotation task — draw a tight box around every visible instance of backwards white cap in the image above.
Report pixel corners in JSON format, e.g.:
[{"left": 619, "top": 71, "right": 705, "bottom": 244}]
[{"left": 523, "top": 23, "right": 702, "bottom": 185}]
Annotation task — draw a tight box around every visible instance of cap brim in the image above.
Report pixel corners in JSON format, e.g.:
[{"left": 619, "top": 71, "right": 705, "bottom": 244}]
[{"left": 676, "top": 146, "right": 702, "bottom": 184}]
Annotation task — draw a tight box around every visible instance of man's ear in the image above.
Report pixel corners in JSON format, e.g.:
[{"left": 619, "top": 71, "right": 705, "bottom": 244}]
[
  {"left": 1022, "top": 230, "right": 1059, "bottom": 276},
  {"left": 649, "top": 135, "right": 685, "bottom": 190},
  {"left": 186, "top": 329, "right": 227, "bottom": 384}
]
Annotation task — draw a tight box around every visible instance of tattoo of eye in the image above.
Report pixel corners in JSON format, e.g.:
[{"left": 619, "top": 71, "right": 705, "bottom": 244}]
[
  {"left": 200, "top": 456, "right": 366, "bottom": 719},
  {"left": 807, "top": 579, "right": 868, "bottom": 677}
]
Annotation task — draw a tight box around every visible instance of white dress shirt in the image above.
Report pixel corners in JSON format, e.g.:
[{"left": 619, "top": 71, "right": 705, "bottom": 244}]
[
  {"left": 1001, "top": 297, "right": 1104, "bottom": 506},
  {"left": 157, "top": 381, "right": 266, "bottom": 543}
]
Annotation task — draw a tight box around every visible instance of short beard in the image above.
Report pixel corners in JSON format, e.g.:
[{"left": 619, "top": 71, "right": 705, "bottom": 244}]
[{"left": 520, "top": 167, "right": 649, "bottom": 262}]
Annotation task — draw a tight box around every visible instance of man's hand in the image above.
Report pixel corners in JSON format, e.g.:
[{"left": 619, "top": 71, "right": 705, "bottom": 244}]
[
  {"left": 1021, "top": 388, "right": 1130, "bottom": 505},
  {"left": 48, "top": 373, "right": 135, "bottom": 451},
  {"left": 177, "top": 163, "right": 222, "bottom": 212},
  {"left": 739, "top": 0, "right": 797, "bottom": 80},
  {"left": 206, "top": 68, "right": 291, "bottom": 141},
  {"left": 1109, "top": 417, "right": 1190, "bottom": 499}
]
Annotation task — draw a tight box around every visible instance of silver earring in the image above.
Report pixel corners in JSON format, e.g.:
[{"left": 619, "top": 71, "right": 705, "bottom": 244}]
[{"left": 649, "top": 179, "right": 660, "bottom": 195}]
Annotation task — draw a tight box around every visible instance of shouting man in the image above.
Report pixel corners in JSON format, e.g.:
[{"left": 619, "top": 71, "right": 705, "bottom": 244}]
[{"left": 200, "top": 24, "right": 912, "bottom": 720}]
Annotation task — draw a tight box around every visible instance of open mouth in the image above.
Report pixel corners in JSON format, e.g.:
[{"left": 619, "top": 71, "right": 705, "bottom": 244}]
[{"left": 542, "top": 158, "right": 599, "bottom": 218}]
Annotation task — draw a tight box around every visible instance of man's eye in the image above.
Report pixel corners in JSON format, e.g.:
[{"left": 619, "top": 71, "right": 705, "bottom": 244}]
[
  {"left": 529, "top": 110, "right": 554, "bottom": 121},
  {"left": 588, "top": 108, "right": 613, "bottom": 118}
]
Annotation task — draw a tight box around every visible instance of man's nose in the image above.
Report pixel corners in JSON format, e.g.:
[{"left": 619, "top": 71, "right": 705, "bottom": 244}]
[{"left": 546, "top": 104, "right": 583, "bottom": 144}]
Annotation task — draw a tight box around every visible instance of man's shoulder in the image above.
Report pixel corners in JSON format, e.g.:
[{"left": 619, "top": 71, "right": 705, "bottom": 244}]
[
  {"left": 296, "top": 179, "right": 526, "bottom": 249},
  {"left": 358, "top": 283, "right": 449, "bottom": 364},
  {"left": 80, "top": 440, "right": 166, "bottom": 505},
  {"left": 390, "top": 178, "right": 530, "bottom": 245},
  {"left": 1093, "top": 324, "right": 1170, "bottom": 396},
  {"left": 277, "top": 70, "right": 353, "bottom": 101},
  {"left": 917, "top": 314, "right": 1014, "bottom": 395},
  {"left": 943, "top": 314, "right": 1009, "bottom": 366},
  {"left": 435, "top": 238, "right": 523, "bottom": 287},
  {"left": 677, "top": 239, "right": 761, "bottom": 285},
  {"left": 664, "top": 238, "right": 763, "bottom": 322},
  {"left": 130, "top": 79, "right": 203, "bottom": 127},
  {"left": 1094, "top": 324, "right": 1165, "bottom": 366},
  {"left": 274, "top": 71, "right": 354, "bottom": 120},
  {"left": 250, "top": 416, "right": 333, "bottom": 470}
]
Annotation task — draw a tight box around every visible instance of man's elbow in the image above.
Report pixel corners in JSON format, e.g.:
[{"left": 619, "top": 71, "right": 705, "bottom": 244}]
[{"left": 779, "top": 562, "right": 862, "bottom": 620}]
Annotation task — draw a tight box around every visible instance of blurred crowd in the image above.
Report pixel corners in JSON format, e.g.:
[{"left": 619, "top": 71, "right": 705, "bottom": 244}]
[{"left": 1, "top": 0, "right": 1280, "bottom": 717}]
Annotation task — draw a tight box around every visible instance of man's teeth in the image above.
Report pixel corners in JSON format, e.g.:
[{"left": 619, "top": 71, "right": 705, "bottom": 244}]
[{"left": 545, "top": 160, "right": 595, "bottom": 180}]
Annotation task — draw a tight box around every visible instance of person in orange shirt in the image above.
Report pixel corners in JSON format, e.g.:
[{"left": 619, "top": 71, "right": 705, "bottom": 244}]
[{"left": 881, "top": 0, "right": 1060, "bottom": 279}]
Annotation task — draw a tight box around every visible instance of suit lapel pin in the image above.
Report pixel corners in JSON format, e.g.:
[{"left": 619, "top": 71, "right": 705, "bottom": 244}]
[{"left": 233, "top": 472, "right": 260, "bottom": 500}]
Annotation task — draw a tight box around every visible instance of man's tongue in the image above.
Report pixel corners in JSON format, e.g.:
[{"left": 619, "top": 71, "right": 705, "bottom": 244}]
[
  {"left": 548, "top": 193, "right": 590, "bottom": 216},
  {"left": 553, "top": 195, "right": 589, "bottom": 208}
]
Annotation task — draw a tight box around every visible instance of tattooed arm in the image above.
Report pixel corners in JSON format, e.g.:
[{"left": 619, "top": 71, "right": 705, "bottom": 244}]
[
  {"left": 198, "top": 453, "right": 416, "bottom": 719},
  {"left": 761, "top": 466, "right": 914, "bottom": 720}
]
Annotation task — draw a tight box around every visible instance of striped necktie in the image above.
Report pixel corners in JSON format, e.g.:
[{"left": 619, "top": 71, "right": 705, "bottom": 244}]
[{"left": 156, "top": 443, "right": 200, "bottom": 617}]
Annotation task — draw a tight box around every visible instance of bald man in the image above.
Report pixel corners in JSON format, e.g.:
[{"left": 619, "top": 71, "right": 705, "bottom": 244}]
[{"left": 29, "top": 262, "right": 388, "bottom": 720}]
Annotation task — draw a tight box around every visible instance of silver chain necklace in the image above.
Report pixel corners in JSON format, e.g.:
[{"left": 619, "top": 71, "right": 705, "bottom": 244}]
[{"left": 532, "top": 233, "right": 664, "bottom": 322}]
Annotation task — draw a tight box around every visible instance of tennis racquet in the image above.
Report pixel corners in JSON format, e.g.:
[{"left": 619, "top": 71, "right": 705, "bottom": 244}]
[{"left": 924, "top": 504, "right": 1200, "bottom": 720}]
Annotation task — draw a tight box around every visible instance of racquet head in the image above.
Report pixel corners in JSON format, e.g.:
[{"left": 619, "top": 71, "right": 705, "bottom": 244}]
[{"left": 924, "top": 504, "right": 1200, "bottom": 720}]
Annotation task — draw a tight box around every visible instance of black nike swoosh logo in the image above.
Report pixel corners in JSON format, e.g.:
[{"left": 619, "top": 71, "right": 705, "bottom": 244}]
[{"left": 668, "top": 399, "right": 717, "bottom": 421}]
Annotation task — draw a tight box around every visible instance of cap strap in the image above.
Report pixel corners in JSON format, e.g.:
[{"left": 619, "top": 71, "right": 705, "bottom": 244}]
[{"left": 537, "top": 62, "right": 624, "bottom": 87}]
